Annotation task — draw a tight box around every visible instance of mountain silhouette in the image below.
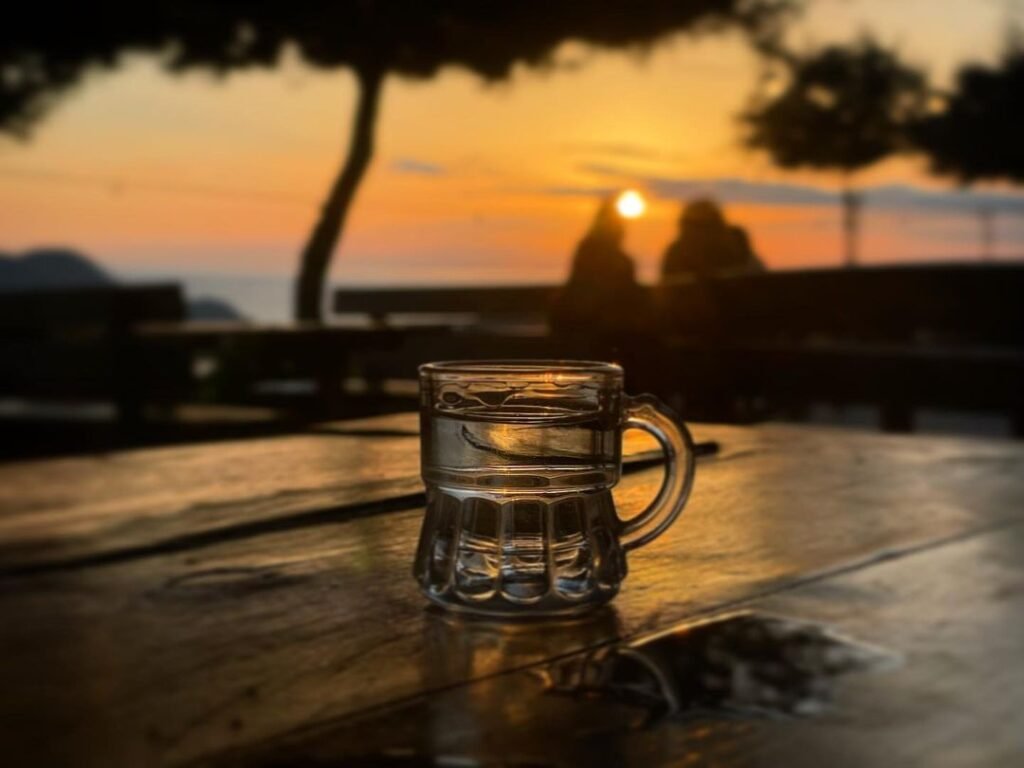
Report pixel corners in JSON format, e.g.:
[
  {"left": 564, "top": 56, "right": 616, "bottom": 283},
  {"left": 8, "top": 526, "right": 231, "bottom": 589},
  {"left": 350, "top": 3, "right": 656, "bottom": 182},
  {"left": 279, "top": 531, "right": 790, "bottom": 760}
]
[
  {"left": 0, "top": 247, "right": 245, "bottom": 321},
  {"left": 187, "top": 296, "right": 245, "bottom": 321},
  {"left": 0, "top": 248, "right": 113, "bottom": 291}
]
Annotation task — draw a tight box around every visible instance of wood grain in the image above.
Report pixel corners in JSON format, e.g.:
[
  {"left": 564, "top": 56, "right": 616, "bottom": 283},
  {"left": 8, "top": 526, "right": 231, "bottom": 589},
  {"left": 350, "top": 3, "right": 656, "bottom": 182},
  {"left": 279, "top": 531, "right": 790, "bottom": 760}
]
[
  {"left": 0, "top": 429, "right": 421, "bottom": 572},
  {"left": 2, "top": 426, "right": 1022, "bottom": 766},
  {"left": 0, "top": 412, "right": 710, "bottom": 573},
  {"left": 237, "top": 523, "right": 1024, "bottom": 768}
]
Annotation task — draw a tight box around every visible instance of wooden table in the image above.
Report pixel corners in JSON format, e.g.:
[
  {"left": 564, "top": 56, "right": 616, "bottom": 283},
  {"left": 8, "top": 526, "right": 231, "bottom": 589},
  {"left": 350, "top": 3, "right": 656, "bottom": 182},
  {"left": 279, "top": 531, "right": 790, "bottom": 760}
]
[{"left": 2, "top": 414, "right": 1023, "bottom": 767}]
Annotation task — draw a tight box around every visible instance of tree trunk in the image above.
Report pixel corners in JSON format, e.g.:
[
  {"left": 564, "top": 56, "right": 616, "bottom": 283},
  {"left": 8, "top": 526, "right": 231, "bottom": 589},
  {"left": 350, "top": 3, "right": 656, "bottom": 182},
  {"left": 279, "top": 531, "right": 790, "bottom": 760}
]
[
  {"left": 840, "top": 183, "right": 861, "bottom": 267},
  {"left": 294, "top": 67, "right": 385, "bottom": 322}
]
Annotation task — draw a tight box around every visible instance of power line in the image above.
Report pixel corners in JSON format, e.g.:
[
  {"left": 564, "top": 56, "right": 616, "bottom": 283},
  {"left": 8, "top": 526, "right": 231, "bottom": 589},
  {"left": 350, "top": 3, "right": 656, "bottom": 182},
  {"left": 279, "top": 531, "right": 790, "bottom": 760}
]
[{"left": 0, "top": 165, "right": 316, "bottom": 208}]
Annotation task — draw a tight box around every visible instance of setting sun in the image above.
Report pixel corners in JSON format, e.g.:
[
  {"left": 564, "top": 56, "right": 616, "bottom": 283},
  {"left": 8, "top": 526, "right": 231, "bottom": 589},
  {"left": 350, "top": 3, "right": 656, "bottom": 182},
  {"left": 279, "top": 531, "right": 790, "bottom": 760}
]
[{"left": 616, "top": 189, "right": 646, "bottom": 219}]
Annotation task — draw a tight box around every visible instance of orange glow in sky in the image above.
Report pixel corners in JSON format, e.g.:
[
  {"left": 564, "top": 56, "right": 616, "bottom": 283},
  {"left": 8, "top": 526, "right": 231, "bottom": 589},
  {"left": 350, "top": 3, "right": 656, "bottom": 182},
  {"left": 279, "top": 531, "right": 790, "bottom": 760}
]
[{"left": 1, "top": 0, "right": 1023, "bottom": 301}]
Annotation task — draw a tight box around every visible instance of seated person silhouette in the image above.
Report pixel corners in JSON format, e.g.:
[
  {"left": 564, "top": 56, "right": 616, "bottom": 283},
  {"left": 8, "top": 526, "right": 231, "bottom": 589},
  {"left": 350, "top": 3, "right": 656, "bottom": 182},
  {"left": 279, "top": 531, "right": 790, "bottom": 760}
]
[
  {"left": 660, "top": 198, "right": 764, "bottom": 281},
  {"left": 550, "top": 199, "right": 651, "bottom": 336}
]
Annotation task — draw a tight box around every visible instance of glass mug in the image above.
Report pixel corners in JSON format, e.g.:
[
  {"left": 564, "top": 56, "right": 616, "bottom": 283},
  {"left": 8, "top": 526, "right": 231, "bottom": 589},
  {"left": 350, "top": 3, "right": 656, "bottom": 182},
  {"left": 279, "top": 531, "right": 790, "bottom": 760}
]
[{"left": 413, "top": 361, "right": 696, "bottom": 617}]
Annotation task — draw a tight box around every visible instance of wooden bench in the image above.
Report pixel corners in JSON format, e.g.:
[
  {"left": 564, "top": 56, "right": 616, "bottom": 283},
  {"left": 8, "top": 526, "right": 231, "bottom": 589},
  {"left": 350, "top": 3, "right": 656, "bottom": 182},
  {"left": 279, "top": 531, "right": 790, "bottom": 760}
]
[
  {"left": 0, "top": 284, "right": 188, "bottom": 427},
  {"left": 0, "top": 287, "right": 431, "bottom": 458},
  {"left": 333, "top": 285, "right": 568, "bottom": 401},
  {"left": 134, "top": 322, "right": 421, "bottom": 419},
  {"left": 334, "top": 284, "right": 557, "bottom": 328},
  {"left": 695, "top": 264, "right": 1024, "bottom": 432},
  {"left": 333, "top": 265, "right": 1024, "bottom": 434}
]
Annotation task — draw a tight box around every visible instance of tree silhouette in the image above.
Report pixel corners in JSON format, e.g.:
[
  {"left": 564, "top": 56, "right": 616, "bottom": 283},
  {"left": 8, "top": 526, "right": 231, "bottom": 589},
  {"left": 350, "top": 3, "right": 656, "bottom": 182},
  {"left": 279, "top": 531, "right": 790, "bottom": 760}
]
[
  {"left": 743, "top": 36, "right": 926, "bottom": 266},
  {"left": 911, "top": 43, "right": 1024, "bottom": 259},
  {"left": 1, "top": 2, "right": 787, "bottom": 321},
  {"left": 913, "top": 44, "right": 1024, "bottom": 184}
]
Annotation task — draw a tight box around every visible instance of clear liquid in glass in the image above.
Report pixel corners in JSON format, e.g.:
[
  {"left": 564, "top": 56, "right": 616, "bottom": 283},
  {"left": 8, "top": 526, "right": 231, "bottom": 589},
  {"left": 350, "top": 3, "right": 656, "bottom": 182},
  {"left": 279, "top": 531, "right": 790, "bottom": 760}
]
[{"left": 414, "top": 410, "right": 627, "bottom": 615}]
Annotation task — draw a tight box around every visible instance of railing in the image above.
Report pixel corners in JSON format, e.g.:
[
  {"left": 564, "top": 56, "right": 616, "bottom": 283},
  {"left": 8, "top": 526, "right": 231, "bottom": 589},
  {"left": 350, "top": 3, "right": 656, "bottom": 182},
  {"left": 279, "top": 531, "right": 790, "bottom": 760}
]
[
  {"left": 333, "top": 264, "right": 1024, "bottom": 435},
  {"left": 5, "top": 265, "right": 1021, "bottom": 451}
]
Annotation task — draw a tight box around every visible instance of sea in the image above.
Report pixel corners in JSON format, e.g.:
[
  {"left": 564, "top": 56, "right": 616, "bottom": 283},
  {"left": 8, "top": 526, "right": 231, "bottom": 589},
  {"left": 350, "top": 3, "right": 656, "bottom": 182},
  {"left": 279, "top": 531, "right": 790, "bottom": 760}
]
[
  {"left": 115, "top": 269, "right": 529, "bottom": 324},
  {"left": 117, "top": 269, "right": 295, "bottom": 322}
]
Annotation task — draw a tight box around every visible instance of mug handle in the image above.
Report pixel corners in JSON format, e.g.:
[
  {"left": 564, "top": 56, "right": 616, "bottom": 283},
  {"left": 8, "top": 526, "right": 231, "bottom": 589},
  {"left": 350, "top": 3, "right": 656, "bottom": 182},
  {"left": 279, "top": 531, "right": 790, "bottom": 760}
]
[{"left": 618, "top": 394, "right": 697, "bottom": 551}]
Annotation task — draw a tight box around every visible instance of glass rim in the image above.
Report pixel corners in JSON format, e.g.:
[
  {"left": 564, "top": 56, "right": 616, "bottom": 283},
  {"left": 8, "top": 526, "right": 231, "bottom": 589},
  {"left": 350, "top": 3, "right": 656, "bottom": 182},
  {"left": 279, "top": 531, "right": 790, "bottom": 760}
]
[{"left": 419, "top": 359, "right": 623, "bottom": 379}]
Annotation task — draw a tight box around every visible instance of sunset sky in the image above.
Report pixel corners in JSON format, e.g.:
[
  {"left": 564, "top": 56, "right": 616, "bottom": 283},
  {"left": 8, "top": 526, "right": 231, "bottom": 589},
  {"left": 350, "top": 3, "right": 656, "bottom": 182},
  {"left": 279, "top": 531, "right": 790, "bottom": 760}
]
[{"left": 2, "top": 0, "right": 1024, "bottom": 301}]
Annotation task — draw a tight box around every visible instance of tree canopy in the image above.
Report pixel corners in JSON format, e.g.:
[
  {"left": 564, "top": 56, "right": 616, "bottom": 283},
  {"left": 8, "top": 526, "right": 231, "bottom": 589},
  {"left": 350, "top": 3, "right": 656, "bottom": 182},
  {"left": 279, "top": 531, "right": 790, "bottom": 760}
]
[
  {"left": 743, "top": 36, "right": 926, "bottom": 174},
  {"left": 911, "top": 44, "right": 1024, "bottom": 184},
  {"left": 2, "top": 1, "right": 785, "bottom": 137},
  {"left": 742, "top": 36, "right": 926, "bottom": 264}
]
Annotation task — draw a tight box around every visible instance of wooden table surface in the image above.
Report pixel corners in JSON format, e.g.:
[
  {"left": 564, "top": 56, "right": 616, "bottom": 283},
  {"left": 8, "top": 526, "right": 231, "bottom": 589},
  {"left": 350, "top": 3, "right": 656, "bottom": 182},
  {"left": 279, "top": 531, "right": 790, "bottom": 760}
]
[{"left": 1, "top": 414, "right": 1023, "bottom": 767}]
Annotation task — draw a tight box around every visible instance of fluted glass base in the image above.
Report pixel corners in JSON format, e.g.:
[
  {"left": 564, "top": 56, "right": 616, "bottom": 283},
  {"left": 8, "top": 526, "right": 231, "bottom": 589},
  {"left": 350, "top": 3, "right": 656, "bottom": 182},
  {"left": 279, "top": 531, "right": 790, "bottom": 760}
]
[{"left": 413, "top": 487, "right": 627, "bottom": 617}]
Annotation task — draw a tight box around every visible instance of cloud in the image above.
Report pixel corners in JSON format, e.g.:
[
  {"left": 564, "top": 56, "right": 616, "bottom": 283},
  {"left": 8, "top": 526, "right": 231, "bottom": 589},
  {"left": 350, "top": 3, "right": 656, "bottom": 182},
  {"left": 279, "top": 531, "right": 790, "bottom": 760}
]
[
  {"left": 860, "top": 184, "right": 1024, "bottom": 213},
  {"left": 575, "top": 163, "right": 1024, "bottom": 213},
  {"left": 562, "top": 141, "right": 682, "bottom": 163},
  {"left": 648, "top": 176, "right": 837, "bottom": 206},
  {"left": 542, "top": 184, "right": 619, "bottom": 198},
  {"left": 391, "top": 157, "right": 446, "bottom": 176}
]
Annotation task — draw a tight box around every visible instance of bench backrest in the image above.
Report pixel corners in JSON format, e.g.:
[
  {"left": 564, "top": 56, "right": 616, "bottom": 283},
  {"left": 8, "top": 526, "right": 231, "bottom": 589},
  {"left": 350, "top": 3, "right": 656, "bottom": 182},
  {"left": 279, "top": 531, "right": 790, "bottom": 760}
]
[
  {"left": 0, "top": 284, "right": 184, "bottom": 398},
  {"left": 334, "top": 285, "right": 559, "bottom": 326},
  {"left": 335, "top": 264, "right": 1024, "bottom": 347},
  {"left": 697, "top": 264, "right": 1024, "bottom": 346}
]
